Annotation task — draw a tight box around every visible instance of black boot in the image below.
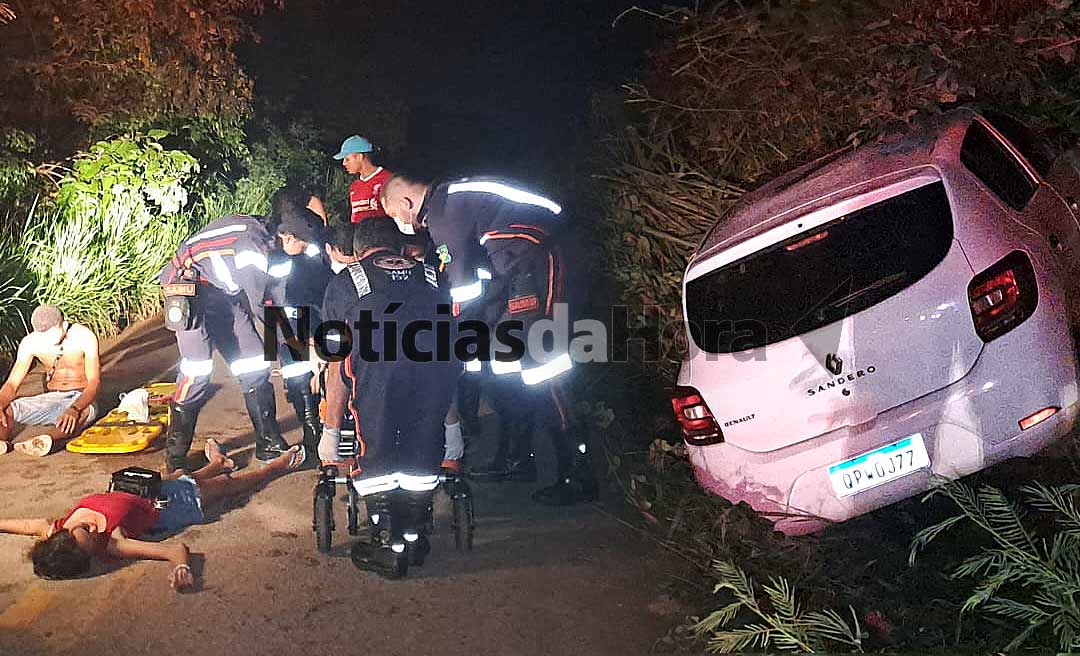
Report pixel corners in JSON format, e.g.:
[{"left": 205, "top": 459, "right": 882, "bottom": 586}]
[
  {"left": 165, "top": 401, "right": 199, "bottom": 472},
  {"left": 286, "top": 375, "right": 321, "bottom": 464},
  {"left": 533, "top": 439, "right": 597, "bottom": 506},
  {"left": 242, "top": 381, "right": 290, "bottom": 463},
  {"left": 402, "top": 490, "right": 434, "bottom": 566}
]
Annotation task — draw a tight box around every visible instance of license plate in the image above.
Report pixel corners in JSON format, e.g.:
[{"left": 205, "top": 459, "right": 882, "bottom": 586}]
[{"left": 828, "top": 433, "right": 930, "bottom": 498}]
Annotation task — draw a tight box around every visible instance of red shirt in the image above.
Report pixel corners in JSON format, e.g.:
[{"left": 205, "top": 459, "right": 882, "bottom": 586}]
[
  {"left": 349, "top": 167, "right": 393, "bottom": 223},
  {"left": 55, "top": 492, "right": 159, "bottom": 542}
]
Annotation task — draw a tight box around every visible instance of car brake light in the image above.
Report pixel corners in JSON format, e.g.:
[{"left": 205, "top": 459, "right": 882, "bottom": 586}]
[
  {"left": 967, "top": 251, "right": 1038, "bottom": 342},
  {"left": 1019, "top": 406, "right": 1059, "bottom": 430},
  {"left": 785, "top": 230, "right": 829, "bottom": 252},
  {"left": 671, "top": 386, "right": 724, "bottom": 446}
]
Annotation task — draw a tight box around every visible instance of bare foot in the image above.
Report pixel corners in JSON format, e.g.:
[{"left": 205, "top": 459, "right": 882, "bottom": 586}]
[
  {"left": 14, "top": 435, "right": 53, "bottom": 457},
  {"left": 268, "top": 445, "right": 305, "bottom": 473},
  {"left": 204, "top": 439, "right": 235, "bottom": 471}
]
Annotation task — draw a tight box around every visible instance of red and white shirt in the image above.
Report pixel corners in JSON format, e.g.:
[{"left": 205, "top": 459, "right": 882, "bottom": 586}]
[{"left": 349, "top": 167, "right": 393, "bottom": 223}]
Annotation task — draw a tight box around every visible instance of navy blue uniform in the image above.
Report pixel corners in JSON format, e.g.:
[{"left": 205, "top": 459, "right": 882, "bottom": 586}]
[
  {"left": 322, "top": 251, "right": 457, "bottom": 494},
  {"left": 267, "top": 244, "right": 333, "bottom": 458},
  {"left": 159, "top": 214, "right": 290, "bottom": 470},
  {"left": 417, "top": 178, "right": 593, "bottom": 503},
  {"left": 267, "top": 246, "right": 333, "bottom": 379}
]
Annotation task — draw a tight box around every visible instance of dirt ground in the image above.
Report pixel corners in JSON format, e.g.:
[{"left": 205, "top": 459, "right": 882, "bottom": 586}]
[{"left": 0, "top": 319, "right": 681, "bottom": 656}]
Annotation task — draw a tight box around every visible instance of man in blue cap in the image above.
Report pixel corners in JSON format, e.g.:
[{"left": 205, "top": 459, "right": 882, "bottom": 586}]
[{"left": 333, "top": 135, "right": 393, "bottom": 224}]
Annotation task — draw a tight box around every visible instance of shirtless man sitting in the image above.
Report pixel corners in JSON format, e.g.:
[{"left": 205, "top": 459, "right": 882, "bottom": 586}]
[{"left": 0, "top": 305, "right": 100, "bottom": 456}]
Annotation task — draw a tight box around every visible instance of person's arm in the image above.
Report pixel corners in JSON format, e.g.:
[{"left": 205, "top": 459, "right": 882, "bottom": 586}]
[
  {"left": 57, "top": 328, "right": 100, "bottom": 436},
  {"left": 0, "top": 518, "right": 51, "bottom": 537},
  {"left": 105, "top": 532, "right": 193, "bottom": 590},
  {"left": 323, "top": 360, "right": 346, "bottom": 430},
  {"left": 307, "top": 195, "right": 328, "bottom": 226},
  {"left": 0, "top": 338, "right": 35, "bottom": 428}
]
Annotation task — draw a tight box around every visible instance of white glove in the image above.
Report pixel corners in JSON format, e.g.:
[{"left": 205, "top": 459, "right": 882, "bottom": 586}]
[
  {"left": 318, "top": 426, "right": 342, "bottom": 463},
  {"left": 443, "top": 421, "right": 464, "bottom": 462}
]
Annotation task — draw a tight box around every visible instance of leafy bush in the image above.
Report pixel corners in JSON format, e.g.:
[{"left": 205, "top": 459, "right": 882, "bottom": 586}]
[
  {"left": 57, "top": 131, "right": 199, "bottom": 217},
  {"left": 911, "top": 478, "right": 1080, "bottom": 653},
  {"left": 693, "top": 561, "right": 863, "bottom": 653},
  {"left": 199, "top": 120, "right": 336, "bottom": 220},
  {"left": 0, "top": 0, "right": 275, "bottom": 152},
  {"left": 22, "top": 132, "right": 200, "bottom": 337},
  {"left": 0, "top": 128, "right": 40, "bottom": 207}
]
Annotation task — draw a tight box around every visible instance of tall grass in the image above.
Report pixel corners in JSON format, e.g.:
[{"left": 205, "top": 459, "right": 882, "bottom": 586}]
[
  {"left": 0, "top": 214, "right": 32, "bottom": 368},
  {"left": 199, "top": 169, "right": 284, "bottom": 219},
  {"left": 19, "top": 195, "right": 196, "bottom": 338}
]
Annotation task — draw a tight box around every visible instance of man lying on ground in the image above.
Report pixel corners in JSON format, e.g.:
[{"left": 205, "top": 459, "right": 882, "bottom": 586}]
[
  {"left": 0, "top": 305, "right": 101, "bottom": 456},
  {"left": 0, "top": 440, "right": 305, "bottom": 591}
]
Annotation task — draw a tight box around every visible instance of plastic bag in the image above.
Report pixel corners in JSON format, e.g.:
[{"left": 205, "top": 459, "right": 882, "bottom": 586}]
[{"left": 117, "top": 388, "right": 150, "bottom": 423}]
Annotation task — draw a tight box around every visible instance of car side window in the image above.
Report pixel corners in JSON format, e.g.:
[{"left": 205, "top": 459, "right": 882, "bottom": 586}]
[
  {"left": 982, "top": 111, "right": 1056, "bottom": 176},
  {"left": 960, "top": 120, "right": 1039, "bottom": 212}
]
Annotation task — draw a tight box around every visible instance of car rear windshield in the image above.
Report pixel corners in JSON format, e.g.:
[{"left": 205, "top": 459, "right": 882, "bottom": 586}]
[{"left": 686, "top": 181, "right": 954, "bottom": 354}]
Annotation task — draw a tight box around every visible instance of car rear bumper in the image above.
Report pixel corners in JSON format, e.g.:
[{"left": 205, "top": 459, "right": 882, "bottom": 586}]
[{"left": 689, "top": 389, "right": 1079, "bottom": 536}]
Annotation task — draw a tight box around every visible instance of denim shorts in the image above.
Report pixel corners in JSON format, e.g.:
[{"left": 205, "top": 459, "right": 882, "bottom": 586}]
[
  {"left": 9, "top": 390, "right": 97, "bottom": 426},
  {"left": 152, "top": 476, "right": 205, "bottom": 534}
]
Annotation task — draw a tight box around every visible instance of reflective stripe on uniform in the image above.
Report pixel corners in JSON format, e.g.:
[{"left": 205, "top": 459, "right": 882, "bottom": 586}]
[
  {"left": 450, "top": 280, "right": 483, "bottom": 302},
  {"left": 209, "top": 253, "right": 239, "bottom": 292},
  {"left": 234, "top": 250, "right": 268, "bottom": 272},
  {"left": 399, "top": 473, "right": 440, "bottom": 492},
  {"left": 464, "top": 358, "right": 482, "bottom": 373},
  {"left": 280, "top": 361, "right": 311, "bottom": 379},
  {"left": 229, "top": 356, "right": 270, "bottom": 376},
  {"left": 350, "top": 474, "right": 399, "bottom": 496},
  {"left": 268, "top": 261, "right": 293, "bottom": 278},
  {"left": 179, "top": 358, "right": 214, "bottom": 377},
  {"left": 521, "top": 353, "right": 573, "bottom": 385},
  {"left": 185, "top": 224, "right": 248, "bottom": 245},
  {"left": 447, "top": 181, "right": 562, "bottom": 215}
]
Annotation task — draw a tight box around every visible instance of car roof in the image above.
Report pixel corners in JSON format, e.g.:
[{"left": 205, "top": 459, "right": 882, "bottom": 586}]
[{"left": 693, "top": 108, "right": 976, "bottom": 262}]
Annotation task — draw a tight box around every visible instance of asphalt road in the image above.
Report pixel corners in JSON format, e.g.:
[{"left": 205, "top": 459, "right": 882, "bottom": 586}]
[{"left": 0, "top": 319, "right": 678, "bottom": 656}]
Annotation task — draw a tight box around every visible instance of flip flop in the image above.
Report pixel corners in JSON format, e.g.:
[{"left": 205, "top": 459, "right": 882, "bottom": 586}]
[
  {"left": 286, "top": 445, "right": 306, "bottom": 471},
  {"left": 0, "top": 441, "right": 9, "bottom": 455},
  {"left": 14, "top": 434, "right": 53, "bottom": 457}
]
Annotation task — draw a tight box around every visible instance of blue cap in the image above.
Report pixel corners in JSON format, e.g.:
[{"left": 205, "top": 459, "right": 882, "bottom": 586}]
[{"left": 333, "top": 135, "right": 374, "bottom": 160}]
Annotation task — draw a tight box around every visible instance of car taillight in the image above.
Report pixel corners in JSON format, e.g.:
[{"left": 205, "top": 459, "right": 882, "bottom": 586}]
[
  {"left": 671, "top": 386, "right": 724, "bottom": 446},
  {"left": 967, "top": 251, "right": 1038, "bottom": 342}
]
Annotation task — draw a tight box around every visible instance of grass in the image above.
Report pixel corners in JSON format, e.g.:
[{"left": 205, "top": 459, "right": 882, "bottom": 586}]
[{"left": 19, "top": 195, "right": 197, "bottom": 339}]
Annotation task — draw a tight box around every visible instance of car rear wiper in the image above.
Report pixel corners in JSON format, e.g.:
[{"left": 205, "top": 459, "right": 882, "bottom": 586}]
[{"left": 829, "top": 271, "right": 908, "bottom": 308}]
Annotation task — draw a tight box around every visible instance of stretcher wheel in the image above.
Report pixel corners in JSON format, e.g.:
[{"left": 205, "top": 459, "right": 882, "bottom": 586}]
[
  {"left": 453, "top": 492, "right": 475, "bottom": 552},
  {"left": 314, "top": 493, "right": 333, "bottom": 554}
]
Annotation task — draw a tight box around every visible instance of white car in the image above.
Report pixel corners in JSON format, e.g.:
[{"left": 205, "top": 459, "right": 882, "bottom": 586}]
[{"left": 674, "top": 108, "right": 1080, "bottom": 534}]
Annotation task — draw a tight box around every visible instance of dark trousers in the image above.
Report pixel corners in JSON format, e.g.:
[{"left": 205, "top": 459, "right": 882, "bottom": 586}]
[
  {"left": 344, "top": 356, "right": 457, "bottom": 482},
  {"left": 173, "top": 285, "right": 270, "bottom": 409}
]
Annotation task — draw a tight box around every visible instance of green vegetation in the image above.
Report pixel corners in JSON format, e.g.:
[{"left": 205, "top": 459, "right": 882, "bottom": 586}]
[
  {"left": 693, "top": 561, "right": 863, "bottom": 653},
  {"left": 912, "top": 478, "right": 1080, "bottom": 653}
]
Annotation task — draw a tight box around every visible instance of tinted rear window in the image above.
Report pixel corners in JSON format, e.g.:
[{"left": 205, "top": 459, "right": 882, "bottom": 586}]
[
  {"left": 960, "top": 121, "right": 1038, "bottom": 211},
  {"left": 686, "top": 181, "right": 954, "bottom": 354}
]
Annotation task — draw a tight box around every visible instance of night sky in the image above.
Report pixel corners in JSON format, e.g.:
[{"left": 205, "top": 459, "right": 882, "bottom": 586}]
[{"left": 245, "top": 0, "right": 663, "bottom": 187}]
